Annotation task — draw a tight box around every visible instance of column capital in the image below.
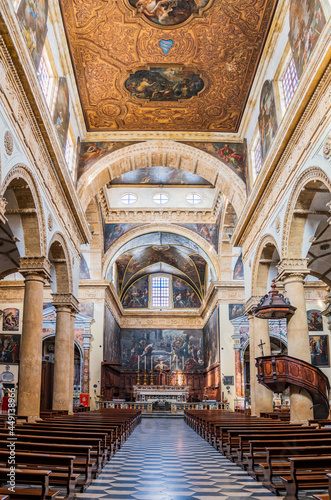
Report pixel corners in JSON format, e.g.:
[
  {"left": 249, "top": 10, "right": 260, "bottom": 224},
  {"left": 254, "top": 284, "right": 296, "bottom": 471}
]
[
  {"left": 244, "top": 295, "right": 263, "bottom": 316},
  {"left": 19, "top": 256, "right": 51, "bottom": 281},
  {"left": 52, "top": 293, "right": 80, "bottom": 314},
  {"left": 276, "top": 258, "right": 310, "bottom": 283},
  {"left": 0, "top": 196, "right": 7, "bottom": 225}
]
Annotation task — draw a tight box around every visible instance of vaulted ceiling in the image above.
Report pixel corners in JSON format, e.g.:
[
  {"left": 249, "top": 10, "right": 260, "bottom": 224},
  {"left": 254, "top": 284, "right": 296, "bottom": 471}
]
[{"left": 60, "top": 0, "right": 278, "bottom": 132}]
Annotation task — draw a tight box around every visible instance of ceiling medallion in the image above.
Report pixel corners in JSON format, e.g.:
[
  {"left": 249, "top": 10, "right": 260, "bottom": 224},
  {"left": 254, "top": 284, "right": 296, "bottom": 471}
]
[
  {"left": 159, "top": 39, "right": 174, "bottom": 54},
  {"left": 152, "top": 245, "right": 170, "bottom": 251},
  {"left": 127, "top": 0, "right": 212, "bottom": 27},
  {"left": 125, "top": 67, "right": 204, "bottom": 101}
]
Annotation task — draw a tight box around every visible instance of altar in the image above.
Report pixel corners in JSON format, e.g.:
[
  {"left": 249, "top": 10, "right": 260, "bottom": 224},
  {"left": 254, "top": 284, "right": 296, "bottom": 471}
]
[{"left": 133, "top": 385, "right": 189, "bottom": 403}]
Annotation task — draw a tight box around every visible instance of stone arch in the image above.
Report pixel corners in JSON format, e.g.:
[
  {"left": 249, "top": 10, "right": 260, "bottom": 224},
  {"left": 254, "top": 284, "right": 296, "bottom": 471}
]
[
  {"left": 102, "top": 223, "right": 221, "bottom": 280},
  {"left": 1, "top": 164, "right": 47, "bottom": 257},
  {"left": 84, "top": 198, "right": 104, "bottom": 280},
  {"left": 251, "top": 234, "right": 280, "bottom": 296},
  {"left": 282, "top": 167, "right": 331, "bottom": 260},
  {"left": 77, "top": 141, "right": 247, "bottom": 216},
  {"left": 48, "top": 232, "right": 73, "bottom": 293},
  {"left": 219, "top": 199, "right": 239, "bottom": 280}
]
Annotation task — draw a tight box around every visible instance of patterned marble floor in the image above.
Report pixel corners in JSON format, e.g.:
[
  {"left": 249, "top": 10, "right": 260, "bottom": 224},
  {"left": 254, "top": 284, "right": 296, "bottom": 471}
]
[{"left": 77, "top": 418, "right": 284, "bottom": 500}]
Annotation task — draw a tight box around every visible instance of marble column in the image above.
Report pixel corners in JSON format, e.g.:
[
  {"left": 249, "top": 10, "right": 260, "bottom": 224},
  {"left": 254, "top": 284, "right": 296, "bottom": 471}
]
[
  {"left": 82, "top": 328, "right": 92, "bottom": 395},
  {"left": 68, "top": 311, "right": 76, "bottom": 413},
  {"left": 52, "top": 294, "right": 79, "bottom": 412},
  {"left": 253, "top": 316, "right": 273, "bottom": 416},
  {"left": 246, "top": 311, "right": 257, "bottom": 415},
  {"left": 18, "top": 257, "right": 51, "bottom": 419},
  {"left": 277, "top": 259, "right": 313, "bottom": 423}
]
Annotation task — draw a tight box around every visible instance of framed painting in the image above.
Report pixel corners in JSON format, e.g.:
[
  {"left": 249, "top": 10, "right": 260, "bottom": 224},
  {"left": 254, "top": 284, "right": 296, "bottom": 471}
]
[
  {"left": 0, "top": 335, "right": 20, "bottom": 363},
  {"left": 307, "top": 309, "right": 323, "bottom": 331},
  {"left": 309, "top": 335, "right": 329, "bottom": 367},
  {"left": 2, "top": 308, "right": 19, "bottom": 332}
]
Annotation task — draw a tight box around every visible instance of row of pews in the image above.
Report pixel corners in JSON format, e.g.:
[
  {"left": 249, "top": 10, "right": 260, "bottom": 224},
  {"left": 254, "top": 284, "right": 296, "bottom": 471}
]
[
  {"left": 0, "top": 408, "right": 141, "bottom": 499},
  {"left": 185, "top": 409, "right": 331, "bottom": 500}
]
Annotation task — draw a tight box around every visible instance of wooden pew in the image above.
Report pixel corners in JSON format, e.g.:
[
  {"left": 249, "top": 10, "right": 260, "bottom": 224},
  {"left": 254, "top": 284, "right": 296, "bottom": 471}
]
[
  {"left": 0, "top": 440, "right": 93, "bottom": 490},
  {"left": 0, "top": 467, "right": 59, "bottom": 499},
  {"left": 280, "top": 456, "right": 331, "bottom": 500},
  {"left": 258, "top": 444, "right": 331, "bottom": 493},
  {"left": 0, "top": 450, "right": 77, "bottom": 500}
]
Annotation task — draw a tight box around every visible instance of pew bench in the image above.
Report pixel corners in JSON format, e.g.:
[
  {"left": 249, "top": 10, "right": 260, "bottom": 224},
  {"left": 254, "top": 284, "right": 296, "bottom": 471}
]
[
  {"left": 0, "top": 467, "right": 59, "bottom": 500},
  {"left": 280, "top": 456, "right": 331, "bottom": 500},
  {"left": 0, "top": 451, "right": 78, "bottom": 500},
  {"left": 0, "top": 440, "right": 93, "bottom": 490}
]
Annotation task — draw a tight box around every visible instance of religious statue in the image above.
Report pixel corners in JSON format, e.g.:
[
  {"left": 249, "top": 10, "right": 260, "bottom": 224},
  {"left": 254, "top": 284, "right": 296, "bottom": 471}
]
[{"left": 154, "top": 359, "right": 170, "bottom": 386}]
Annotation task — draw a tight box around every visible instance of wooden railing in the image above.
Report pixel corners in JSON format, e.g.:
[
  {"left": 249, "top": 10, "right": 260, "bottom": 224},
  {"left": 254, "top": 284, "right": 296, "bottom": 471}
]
[{"left": 256, "top": 355, "right": 330, "bottom": 419}]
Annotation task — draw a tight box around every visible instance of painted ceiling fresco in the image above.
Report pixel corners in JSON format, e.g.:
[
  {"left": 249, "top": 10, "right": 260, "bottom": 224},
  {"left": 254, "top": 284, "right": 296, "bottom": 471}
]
[
  {"left": 59, "top": 0, "right": 278, "bottom": 131},
  {"left": 108, "top": 166, "right": 212, "bottom": 186},
  {"left": 116, "top": 244, "right": 207, "bottom": 299},
  {"left": 77, "top": 142, "right": 136, "bottom": 181}
]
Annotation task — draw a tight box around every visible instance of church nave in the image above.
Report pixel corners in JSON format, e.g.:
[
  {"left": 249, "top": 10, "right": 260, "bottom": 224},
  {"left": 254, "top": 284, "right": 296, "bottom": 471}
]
[{"left": 78, "top": 419, "right": 280, "bottom": 500}]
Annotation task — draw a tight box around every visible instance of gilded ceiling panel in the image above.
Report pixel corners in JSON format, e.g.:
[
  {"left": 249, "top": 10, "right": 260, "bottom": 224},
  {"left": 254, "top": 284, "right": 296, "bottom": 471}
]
[{"left": 60, "top": 0, "right": 278, "bottom": 131}]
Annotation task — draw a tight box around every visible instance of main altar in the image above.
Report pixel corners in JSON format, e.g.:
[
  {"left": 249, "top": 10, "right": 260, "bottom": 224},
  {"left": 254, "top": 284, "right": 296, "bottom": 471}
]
[{"left": 133, "top": 384, "right": 189, "bottom": 403}]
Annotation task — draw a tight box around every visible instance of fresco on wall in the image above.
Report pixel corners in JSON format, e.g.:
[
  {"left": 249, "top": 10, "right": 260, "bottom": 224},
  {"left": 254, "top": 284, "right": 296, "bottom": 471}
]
[
  {"left": 178, "top": 223, "right": 218, "bottom": 251},
  {"left": 233, "top": 254, "right": 244, "bottom": 280},
  {"left": 307, "top": 309, "right": 323, "bottom": 331},
  {"left": 173, "top": 277, "right": 201, "bottom": 308},
  {"left": 53, "top": 77, "right": 70, "bottom": 152},
  {"left": 310, "top": 335, "right": 329, "bottom": 366},
  {"left": 229, "top": 304, "right": 245, "bottom": 320},
  {"left": 79, "top": 302, "right": 94, "bottom": 318},
  {"left": 258, "top": 80, "right": 278, "bottom": 159},
  {"left": 121, "top": 328, "right": 204, "bottom": 371},
  {"left": 125, "top": 68, "right": 204, "bottom": 101},
  {"left": 79, "top": 255, "right": 90, "bottom": 279},
  {"left": 185, "top": 142, "right": 247, "bottom": 183},
  {"left": 104, "top": 307, "right": 121, "bottom": 363},
  {"left": 128, "top": 0, "right": 210, "bottom": 26},
  {"left": 203, "top": 306, "right": 218, "bottom": 368},
  {"left": 116, "top": 252, "right": 133, "bottom": 287},
  {"left": 17, "top": 0, "right": 48, "bottom": 69},
  {"left": 109, "top": 166, "right": 211, "bottom": 186},
  {"left": 190, "top": 253, "right": 207, "bottom": 289},
  {"left": 119, "top": 245, "right": 203, "bottom": 296},
  {"left": 0, "top": 335, "right": 20, "bottom": 363},
  {"left": 122, "top": 276, "right": 149, "bottom": 308},
  {"left": 77, "top": 142, "right": 135, "bottom": 181},
  {"left": 289, "top": 0, "right": 326, "bottom": 79},
  {"left": 104, "top": 224, "right": 143, "bottom": 253},
  {"left": 2, "top": 308, "right": 19, "bottom": 332}
]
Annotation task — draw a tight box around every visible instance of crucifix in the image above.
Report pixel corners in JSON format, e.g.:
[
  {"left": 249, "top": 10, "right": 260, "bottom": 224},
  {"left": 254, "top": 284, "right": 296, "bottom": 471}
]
[{"left": 258, "top": 339, "right": 266, "bottom": 357}]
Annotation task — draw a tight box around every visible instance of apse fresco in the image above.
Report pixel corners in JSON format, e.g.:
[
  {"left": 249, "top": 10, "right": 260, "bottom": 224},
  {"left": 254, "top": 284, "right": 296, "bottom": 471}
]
[
  {"left": 0, "top": 335, "right": 20, "bottom": 363},
  {"left": 203, "top": 306, "right": 218, "bottom": 368},
  {"left": 77, "top": 142, "right": 136, "bottom": 181},
  {"left": 17, "top": 0, "right": 48, "bottom": 69},
  {"left": 120, "top": 245, "right": 203, "bottom": 295},
  {"left": 233, "top": 254, "right": 244, "bottom": 280},
  {"left": 125, "top": 68, "right": 204, "bottom": 101},
  {"left": 2, "top": 308, "right": 19, "bottom": 332},
  {"left": 185, "top": 142, "right": 247, "bottom": 182},
  {"left": 128, "top": 0, "right": 211, "bottom": 26},
  {"left": 104, "top": 306, "right": 121, "bottom": 363},
  {"left": 229, "top": 304, "right": 245, "bottom": 320},
  {"left": 307, "top": 309, "right": 323, "bottom": 331},
  {"left": 173, "top": 277, "right": 201, "bottom": 308},
  {"left": 289, "top": 0, "right": 326, "bottom": 79},
  {"left": 310, "top": 335, "right": 329, "bottom": 366},
  {"left": 258, "top": 80, "right": 278, "bottom": 159},
  {"left": 120, "top": 328, "right": 204, "bottom": 371},
  {"left": 190, "top": 253, "right": 207, "bottom": 288},
  {"left": 79, "top": 255, "right": 90, "bottom": 279},
  {"left": 179, "top": 223, "right": 218, "bottom": 251},
  {"left": 53, "top": 77, "right": 70, "bottom": 151},
  {"left": 104, "top": 224, "right": 143, "bottom": 253},
  {"left": 122, "top": 276, "right": 149, "bottom": 308},
  {"left": 109, "top": 166, "right": 211, "bottom": 186},
  {"left": 116, "top": 252, "right": 133, "bottom": 287}
]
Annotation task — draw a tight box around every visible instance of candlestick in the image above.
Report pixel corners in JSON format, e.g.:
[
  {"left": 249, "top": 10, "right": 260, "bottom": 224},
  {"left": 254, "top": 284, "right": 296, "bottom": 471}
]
[
  {"left": 143, "top": 369, "right": 147, "bottom": 385},
  {"left": 137, "top": 369, "right": 140, "bottom": 385},
  {"left": 144, "top": 356, "right": 146, "bottom": 370},
  {"left": 182, "top": 356, "right": 184, "bottom": 370},
  {"left": 176, "top": 356, "right": 178, "bottom": 370},
  {"left": 150, "top": 371, "right": 153, "bottom": 385},
  {"left": 169, "top": 371, "right": 172, "bottom": 386},
  {"left": 138, "top": 355, "right": 140, "bottom": 371},
  {"left": 175, "top": 370, "right": 179, "bottom": 386}
]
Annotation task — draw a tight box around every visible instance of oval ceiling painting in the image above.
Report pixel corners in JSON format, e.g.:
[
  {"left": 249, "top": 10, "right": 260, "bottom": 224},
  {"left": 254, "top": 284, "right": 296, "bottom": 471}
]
[
  {"left": 128, "top": 0, "right": 212, "bottom": 26},
  {"left": 125, "top": 68, "right": 204, "bottom": 101}
]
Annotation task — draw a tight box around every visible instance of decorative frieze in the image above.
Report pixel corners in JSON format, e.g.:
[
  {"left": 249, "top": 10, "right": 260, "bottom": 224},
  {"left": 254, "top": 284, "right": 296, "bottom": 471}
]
[
  {"left": 51, "top": 293, "right": 80, "bottom": 313},
  {"left": 19, "top": 256, "right": 51, "bottom": 280}
]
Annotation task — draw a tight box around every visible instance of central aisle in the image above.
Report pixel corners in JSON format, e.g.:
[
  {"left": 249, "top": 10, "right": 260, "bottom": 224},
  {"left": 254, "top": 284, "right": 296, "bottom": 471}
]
[{"left": 78, "top": 418, "right": 280, "bottom": 500}]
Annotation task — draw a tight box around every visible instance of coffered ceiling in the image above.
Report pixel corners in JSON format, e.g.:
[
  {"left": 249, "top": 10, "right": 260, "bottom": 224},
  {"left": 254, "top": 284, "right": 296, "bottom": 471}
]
[{"left": 60, "top": 0, "right": 278, "bottom": 132}]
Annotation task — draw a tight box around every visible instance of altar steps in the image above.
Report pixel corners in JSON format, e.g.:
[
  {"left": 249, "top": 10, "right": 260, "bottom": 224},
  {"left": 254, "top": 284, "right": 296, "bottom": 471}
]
[{"left": 142, "top": 412, "right": 184, "bottom": 418}]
